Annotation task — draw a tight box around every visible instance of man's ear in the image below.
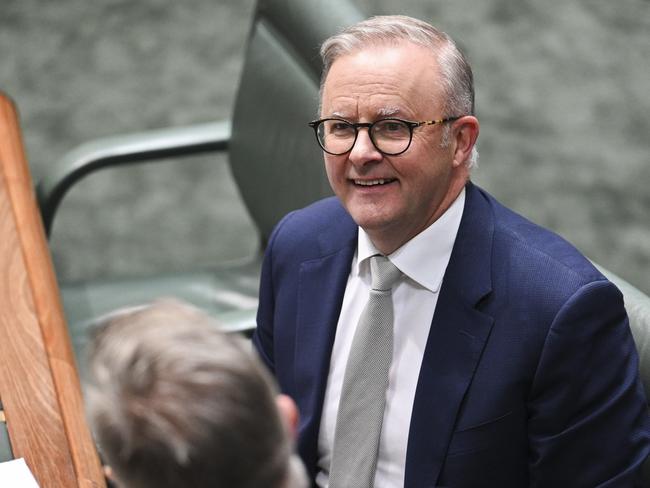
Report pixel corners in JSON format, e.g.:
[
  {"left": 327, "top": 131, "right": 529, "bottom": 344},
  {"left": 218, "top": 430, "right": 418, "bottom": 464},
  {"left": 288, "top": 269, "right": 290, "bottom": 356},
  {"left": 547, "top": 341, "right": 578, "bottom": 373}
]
[
  {"left": 276, "top": 394, "right": 300, "bottom": 440},
  {"left": 452, "top": 115, "right": 479, "bottom": 168}
]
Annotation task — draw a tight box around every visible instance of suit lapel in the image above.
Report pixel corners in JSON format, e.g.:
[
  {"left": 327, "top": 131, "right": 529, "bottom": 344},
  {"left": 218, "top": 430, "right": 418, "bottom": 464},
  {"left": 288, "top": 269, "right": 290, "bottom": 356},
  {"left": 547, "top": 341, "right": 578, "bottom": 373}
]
[
  {"left": 294, "top": 225, "right": 356, "bottom": 474},
  {"left": 405, "top": 182, "right": 496, "bottom": 487}
]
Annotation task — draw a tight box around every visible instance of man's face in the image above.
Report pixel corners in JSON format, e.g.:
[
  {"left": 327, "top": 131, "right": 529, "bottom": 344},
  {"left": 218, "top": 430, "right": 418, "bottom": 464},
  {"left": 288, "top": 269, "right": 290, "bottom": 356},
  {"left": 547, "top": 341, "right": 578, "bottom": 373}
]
[{"left": 320, "top": 42, "right": 469, "bottom": 253}]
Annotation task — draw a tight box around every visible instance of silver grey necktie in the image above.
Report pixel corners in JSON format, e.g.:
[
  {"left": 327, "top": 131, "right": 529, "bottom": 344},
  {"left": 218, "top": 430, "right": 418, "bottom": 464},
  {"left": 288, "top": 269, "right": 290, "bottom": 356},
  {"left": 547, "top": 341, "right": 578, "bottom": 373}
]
[{"left": 329, "top": 255, "right": 402, "bottom": 488}]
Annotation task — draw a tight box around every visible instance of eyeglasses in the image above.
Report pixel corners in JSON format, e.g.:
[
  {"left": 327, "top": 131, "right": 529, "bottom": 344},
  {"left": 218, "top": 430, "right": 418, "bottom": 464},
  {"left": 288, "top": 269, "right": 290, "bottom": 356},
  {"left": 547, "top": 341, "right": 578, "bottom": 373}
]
[{"left": 308, "top": 116, "right": 462, "bottom": 156}]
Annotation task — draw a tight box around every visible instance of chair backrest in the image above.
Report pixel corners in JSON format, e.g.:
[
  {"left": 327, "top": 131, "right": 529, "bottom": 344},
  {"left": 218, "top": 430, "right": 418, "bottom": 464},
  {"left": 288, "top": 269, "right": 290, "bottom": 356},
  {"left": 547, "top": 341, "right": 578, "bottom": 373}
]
[
  {"left": 623, "top": 284, "right": 650, "bottom": 480},
  {"left": 596, "top": 265, "right": 650, "bottom": 481},
  {"left": 597, "top": 266, "right": 650, "bottom": 401},
  {"left": 626, "top": 290, "right": 650, "bottom": 402},
  {"left": 604, "top": 271, "right": 650, "bottom": 481},
  {"left": 230, "top": 0, "right": 364, "bottom": 244}
]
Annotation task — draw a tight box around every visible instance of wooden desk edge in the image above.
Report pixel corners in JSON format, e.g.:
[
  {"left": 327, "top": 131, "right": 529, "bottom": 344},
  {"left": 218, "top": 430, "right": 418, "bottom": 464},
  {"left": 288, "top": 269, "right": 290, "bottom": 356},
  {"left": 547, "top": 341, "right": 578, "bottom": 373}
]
[{"left": 0, "top": 93, "right": 105, "bottom": 487}]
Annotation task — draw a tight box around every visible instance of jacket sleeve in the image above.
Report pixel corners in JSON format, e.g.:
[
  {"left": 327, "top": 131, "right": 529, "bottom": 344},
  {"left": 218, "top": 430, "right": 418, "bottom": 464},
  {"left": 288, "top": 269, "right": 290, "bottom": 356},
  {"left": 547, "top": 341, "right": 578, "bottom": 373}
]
[
  {"left": 252, "top": 211, "right": 295, "bottom": 374},
  {"left": 528, "top": 279, "right": 650, "bottom": 487}
]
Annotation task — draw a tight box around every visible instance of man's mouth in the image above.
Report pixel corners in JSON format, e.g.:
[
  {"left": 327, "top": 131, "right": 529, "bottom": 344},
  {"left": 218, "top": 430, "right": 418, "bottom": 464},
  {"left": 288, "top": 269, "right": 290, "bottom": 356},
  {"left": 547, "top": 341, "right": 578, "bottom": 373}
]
[{"left": 353, "top": 178, "right": 397, "bottom": 186}]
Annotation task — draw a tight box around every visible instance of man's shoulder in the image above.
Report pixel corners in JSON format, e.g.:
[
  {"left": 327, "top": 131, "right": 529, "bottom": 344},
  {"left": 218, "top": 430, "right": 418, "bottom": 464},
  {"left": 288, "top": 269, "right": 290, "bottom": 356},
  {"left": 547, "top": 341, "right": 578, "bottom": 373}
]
[
  {"left": 268, "top": 196, "right": 356, "bottom": 257},
  {"left": 478, "top": 186, "right": 605, "bottom": 288},
  {"left": 288, "top": 196, "right": 350, "bottom": 223},
  {"left": 276, "top": 196, "right": 354, "bottom": 235}
]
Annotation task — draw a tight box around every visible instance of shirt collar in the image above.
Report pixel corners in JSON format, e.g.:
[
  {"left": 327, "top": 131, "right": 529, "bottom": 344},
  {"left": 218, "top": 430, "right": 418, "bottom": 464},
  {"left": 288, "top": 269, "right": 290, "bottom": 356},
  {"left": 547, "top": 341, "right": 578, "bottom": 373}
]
[{"left": 356, "top": 187, "right": 466, "bottom": 293}]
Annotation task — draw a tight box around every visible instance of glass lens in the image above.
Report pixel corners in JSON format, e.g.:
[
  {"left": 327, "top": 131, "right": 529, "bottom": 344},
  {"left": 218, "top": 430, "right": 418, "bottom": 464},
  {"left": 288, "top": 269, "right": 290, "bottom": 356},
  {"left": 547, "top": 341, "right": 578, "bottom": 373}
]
[
  {"left": 371, "top": 119, "right": 411, "bottom": 154},
  {"left": 317, "top": 119, "right": 356, "bottom": 154}
]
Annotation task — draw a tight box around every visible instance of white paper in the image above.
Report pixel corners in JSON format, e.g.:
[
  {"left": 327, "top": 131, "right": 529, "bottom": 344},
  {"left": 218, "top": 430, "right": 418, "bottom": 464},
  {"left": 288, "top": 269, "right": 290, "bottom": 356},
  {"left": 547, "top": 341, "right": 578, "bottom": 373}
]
[{"left": 0, "top": 458, "right": 40, "bottom": 487}]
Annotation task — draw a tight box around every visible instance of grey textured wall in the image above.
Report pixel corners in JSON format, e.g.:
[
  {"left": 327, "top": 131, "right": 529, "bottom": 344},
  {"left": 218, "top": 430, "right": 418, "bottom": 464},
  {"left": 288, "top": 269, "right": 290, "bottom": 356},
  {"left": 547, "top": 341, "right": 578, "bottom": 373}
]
[{"left": 2, "top": 0, "right": 649, "bottom": 293}]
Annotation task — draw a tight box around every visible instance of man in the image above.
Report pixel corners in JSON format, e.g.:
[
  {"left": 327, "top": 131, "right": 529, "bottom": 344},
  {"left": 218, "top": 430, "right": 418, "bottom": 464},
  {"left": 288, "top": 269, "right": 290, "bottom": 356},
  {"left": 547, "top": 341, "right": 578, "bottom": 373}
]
[
  {"left": 86, "top": 299, "right": 308, "bottom": 488},
  {"left": 253, "top": 14, "right": 649, "bottom": 488}
]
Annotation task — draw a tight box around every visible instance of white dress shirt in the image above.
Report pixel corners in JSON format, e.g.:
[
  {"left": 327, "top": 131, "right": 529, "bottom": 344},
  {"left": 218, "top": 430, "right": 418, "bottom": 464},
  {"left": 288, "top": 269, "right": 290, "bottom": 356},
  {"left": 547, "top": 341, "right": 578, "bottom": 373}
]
[{"left": 315, "top": 188, "right": 465, "bottom": 487}]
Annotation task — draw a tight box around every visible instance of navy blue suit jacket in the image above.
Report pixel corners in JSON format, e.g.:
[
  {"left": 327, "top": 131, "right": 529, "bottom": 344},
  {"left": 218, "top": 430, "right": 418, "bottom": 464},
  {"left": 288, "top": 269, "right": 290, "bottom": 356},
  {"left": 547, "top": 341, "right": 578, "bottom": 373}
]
[{"left": 253, "top": 182, "right": 649, "bottom": 487}]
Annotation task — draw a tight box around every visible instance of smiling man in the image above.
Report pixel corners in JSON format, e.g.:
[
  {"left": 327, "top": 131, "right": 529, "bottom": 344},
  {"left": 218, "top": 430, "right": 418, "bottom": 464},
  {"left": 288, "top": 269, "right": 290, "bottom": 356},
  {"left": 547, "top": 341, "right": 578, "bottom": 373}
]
[
  {"left": 316, "top": 42, "right": 475, "bottom": 256},
  {"left": 253, "top": 15, "right": 649, "bottom": 488}
]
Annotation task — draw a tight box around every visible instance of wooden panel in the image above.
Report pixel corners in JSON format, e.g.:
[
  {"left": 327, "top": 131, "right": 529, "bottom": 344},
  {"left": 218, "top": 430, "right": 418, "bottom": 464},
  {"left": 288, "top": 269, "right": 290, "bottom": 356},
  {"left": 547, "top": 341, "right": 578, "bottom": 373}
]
[{"left": 0, "top": 93, "right": 105, "bottom": 487}]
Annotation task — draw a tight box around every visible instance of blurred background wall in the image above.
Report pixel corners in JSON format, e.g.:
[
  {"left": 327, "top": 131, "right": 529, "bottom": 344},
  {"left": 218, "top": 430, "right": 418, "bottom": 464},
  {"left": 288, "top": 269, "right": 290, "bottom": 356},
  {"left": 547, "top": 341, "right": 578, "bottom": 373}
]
[{"left": 1, "top": 0, "right": 649, "bottom": 293}]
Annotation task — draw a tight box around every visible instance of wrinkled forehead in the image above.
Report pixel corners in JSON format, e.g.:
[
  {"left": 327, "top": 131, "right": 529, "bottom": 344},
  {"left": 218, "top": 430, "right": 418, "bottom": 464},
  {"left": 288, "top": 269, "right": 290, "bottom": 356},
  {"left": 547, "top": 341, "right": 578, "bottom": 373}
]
[
  {"left": 323, "top": 39, "right": 440, "bottom": 80},
  {"left": 320, "top": 42, "right": 444, "bottom": 117}
]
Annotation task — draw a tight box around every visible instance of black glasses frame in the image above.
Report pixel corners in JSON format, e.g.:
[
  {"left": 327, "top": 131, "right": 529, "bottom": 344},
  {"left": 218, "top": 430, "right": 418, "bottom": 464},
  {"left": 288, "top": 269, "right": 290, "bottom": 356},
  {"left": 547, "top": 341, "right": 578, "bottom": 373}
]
[{"left": 307, "top": 116, "right": 462, "bottom": 156}]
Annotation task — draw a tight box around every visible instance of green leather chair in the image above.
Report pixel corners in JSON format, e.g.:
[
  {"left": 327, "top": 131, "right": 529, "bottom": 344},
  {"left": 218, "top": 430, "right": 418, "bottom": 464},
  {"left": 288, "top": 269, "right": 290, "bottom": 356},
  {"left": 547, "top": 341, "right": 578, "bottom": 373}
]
[
  {"left": 36, "top": 0, "right": 364, "bottom": 359},
  {"left": 596, "top": 268, "right": 650, "bottom": 403},
  {"left": 595, "top": 266, "right": 650, "bottom": 482}
]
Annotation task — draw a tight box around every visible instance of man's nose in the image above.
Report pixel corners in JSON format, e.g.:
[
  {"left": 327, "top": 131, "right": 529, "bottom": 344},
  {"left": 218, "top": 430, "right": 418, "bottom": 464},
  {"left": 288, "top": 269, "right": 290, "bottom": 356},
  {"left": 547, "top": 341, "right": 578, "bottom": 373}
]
[{"left": 348, "top": 128, "right": 382, "bottom": 166}]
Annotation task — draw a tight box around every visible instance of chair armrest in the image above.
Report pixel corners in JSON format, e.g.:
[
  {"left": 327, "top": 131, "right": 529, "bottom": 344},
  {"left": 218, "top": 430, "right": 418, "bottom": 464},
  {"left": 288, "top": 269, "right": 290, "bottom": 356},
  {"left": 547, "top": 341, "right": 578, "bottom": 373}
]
[
  {"left": 217, "top": 308, "right": 257, "bottom": 337},
  {"left": 36, "top": 119, "right": 231, "bottom": 236}
]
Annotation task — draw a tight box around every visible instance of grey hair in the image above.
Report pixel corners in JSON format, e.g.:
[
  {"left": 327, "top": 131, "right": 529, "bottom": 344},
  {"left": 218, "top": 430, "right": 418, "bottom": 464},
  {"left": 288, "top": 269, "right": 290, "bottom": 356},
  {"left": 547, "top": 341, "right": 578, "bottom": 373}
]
[
  {"left": 86, "top": 299, "right": 307, "bottom": 488},
  {"left": 320, "top": 15, "right": 478, "bottom": 168}
]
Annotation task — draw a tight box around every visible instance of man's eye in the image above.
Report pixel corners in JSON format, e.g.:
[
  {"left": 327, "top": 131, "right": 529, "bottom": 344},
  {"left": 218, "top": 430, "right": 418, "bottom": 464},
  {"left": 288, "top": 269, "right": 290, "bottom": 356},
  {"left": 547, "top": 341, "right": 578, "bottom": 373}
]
[
  {"left": 375, "top": 120, "right": 408, "bottom": 137},
  {"left": 329, "top": 122, "right": 353, "bottom": 134}
]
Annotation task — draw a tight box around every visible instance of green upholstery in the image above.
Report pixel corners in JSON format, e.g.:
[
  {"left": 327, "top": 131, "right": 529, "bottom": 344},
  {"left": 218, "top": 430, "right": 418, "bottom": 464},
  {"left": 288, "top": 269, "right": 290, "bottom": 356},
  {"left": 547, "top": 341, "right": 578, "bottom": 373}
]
[
  {"left": 35, "top": 0, "right": 364, "bottom": 365},
  {"left": 231, "top": 0, "right": 364, "bottom": 242},
  {"left": 0, "top": 401, "right": 13, "bottom": 463},
  {"left": 596, "top": 265, "right": 650, "bottom": 480},
  {"left": 65, "top": 259, "right": 262, "bottom": 366},
  {"left": 595, "top": 265, "right": 650, "bottom": 401}
]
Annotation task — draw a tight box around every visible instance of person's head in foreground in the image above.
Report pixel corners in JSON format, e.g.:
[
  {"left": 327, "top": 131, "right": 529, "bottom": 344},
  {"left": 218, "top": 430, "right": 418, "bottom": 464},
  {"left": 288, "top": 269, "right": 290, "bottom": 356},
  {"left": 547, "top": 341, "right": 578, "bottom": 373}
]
[{"left": 86, "top": 299, "right": 308, "bottom": 488}]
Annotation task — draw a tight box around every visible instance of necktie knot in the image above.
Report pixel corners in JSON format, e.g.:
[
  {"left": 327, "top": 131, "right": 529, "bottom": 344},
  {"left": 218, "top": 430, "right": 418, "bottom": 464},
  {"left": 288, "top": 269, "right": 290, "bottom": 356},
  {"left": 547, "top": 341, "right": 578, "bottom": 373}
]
[{"left": 370, "top": 255, "right": 402, "bottom": 291}]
